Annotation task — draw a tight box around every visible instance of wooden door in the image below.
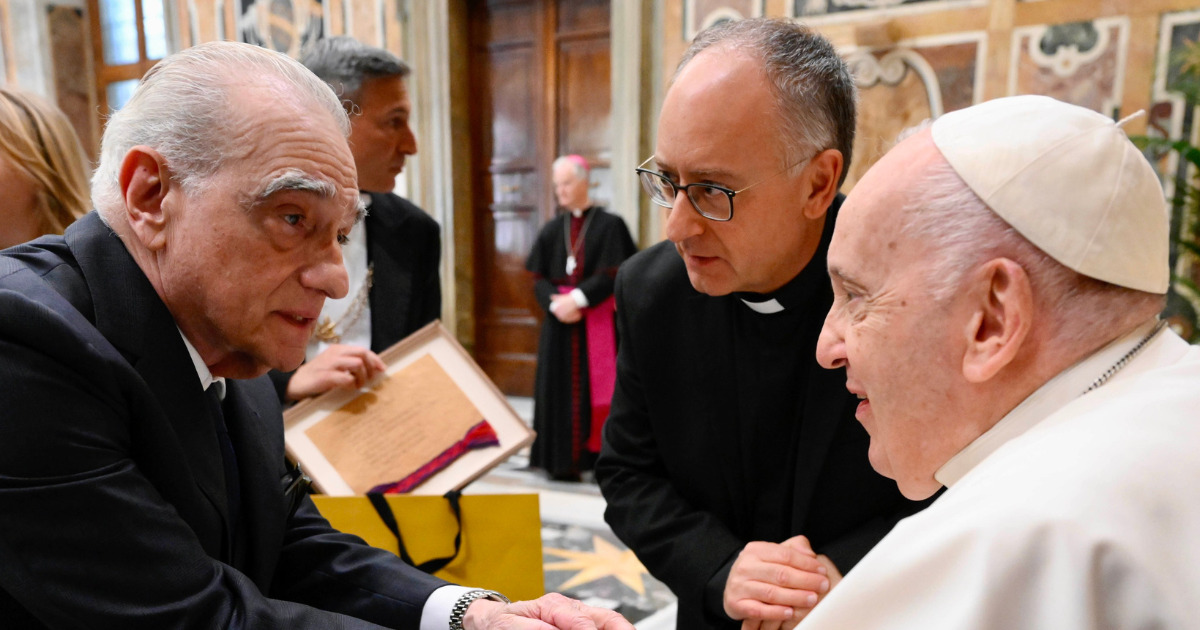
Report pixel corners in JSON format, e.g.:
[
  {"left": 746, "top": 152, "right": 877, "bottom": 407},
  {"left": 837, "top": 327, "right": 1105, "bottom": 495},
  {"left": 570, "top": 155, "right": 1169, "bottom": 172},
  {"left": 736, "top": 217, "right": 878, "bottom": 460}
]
[{"left": 468, "top": 0, "right": 611, "bottom": 396}]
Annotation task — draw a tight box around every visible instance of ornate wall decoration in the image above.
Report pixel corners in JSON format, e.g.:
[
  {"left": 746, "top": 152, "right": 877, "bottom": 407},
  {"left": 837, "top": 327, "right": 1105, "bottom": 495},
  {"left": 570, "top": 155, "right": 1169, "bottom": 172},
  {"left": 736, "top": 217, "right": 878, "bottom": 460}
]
[
  {"left": 792, "top": 0, "right": 979, "bottom": 19},
  {"left": 841, "top": 34, "right": 982, "bottom": 190},
  {"left": 685, "top": 1, "right": 763, "bottom": 41},
  {"left": 1150, "top": 10, "right": 1200, "bottom": 155},
  {"left": 1009, "top": 17, "right": 1129, "bottom": 117},
  {"left": 1148, "top": 9, "right": 1200, "bottom": 337},
  {"left": 238, "top": 0, "right": 324, "bottom": 58}
]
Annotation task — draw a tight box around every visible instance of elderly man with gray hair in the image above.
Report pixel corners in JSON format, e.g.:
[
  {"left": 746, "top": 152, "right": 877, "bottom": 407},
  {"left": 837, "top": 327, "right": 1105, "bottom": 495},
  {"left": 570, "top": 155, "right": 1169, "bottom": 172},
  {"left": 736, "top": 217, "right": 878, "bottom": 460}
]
[
  {"left": 0, "top": 41, "right": 631, "bottom": 630},
  {"left": 799, "top": 95, "right": 1200, "bottom": 627}
]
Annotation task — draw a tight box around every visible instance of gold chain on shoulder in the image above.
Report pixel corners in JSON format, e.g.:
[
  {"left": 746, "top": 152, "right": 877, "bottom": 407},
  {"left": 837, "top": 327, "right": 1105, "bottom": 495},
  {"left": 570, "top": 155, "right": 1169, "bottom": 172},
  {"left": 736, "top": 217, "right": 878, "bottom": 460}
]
[{"left": 312, "top": 265, "right": 374, "bottom": 344}]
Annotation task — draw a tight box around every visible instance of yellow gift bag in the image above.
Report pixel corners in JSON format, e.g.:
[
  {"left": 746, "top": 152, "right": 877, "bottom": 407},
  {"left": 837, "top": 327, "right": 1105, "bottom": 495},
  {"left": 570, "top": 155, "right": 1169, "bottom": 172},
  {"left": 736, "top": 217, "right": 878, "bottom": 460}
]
[{"left": 313, "top": 492, "right": 545, "bottom": 601}]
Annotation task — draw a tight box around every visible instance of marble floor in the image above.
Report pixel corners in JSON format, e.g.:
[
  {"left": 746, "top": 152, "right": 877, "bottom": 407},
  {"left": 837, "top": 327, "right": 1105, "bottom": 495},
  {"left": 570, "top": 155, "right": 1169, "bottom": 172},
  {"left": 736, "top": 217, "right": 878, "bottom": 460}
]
[{"left": 462, "top": 397, "right": 678, "bottom": 630}]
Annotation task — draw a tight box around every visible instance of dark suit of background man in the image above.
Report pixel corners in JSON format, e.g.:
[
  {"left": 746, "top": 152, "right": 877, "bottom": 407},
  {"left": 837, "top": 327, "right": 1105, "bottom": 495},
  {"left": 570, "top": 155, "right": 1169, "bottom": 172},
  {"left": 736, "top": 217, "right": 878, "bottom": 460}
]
[
  {"left": 595, "top": 18, "right": 930, "bottom": 630},
  {"left": 0, "top": 40, "right": 631, "bottom": 630},
  {"left": 268, "top": 36, "right": 442, "bottom": 404}
]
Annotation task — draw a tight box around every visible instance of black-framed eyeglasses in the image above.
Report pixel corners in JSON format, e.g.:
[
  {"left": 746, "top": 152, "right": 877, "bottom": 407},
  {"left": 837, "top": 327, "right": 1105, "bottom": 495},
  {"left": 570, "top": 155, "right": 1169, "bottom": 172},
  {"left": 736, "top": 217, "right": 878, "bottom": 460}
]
[{"left": 635, "top": 154, "right": 812, "bottom": 222}]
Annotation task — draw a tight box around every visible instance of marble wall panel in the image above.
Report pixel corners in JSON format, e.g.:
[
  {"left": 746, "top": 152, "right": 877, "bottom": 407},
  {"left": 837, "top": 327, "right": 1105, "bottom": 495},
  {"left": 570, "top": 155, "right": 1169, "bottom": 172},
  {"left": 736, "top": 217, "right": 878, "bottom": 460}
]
[
  {"left": 843, "top": 35, "right": 981, "bottom": 189},
  {"left": 1009, "top": 17, "right": 1129, "bottom": 117},
  {"left": 791, "top": 0, "right": 977, "bottom": 19},
  {"left": 184, "top": 0, "right": 395, "bottom": 54},
  {"left": 238, "top": 0, "right": 325, "bottom": 57},
  {"left": 1148, "top": 9, "right": 1200, "bottom": 338},
  {"left": 684, "top": 0, "right": 762, "bottom": 40}
]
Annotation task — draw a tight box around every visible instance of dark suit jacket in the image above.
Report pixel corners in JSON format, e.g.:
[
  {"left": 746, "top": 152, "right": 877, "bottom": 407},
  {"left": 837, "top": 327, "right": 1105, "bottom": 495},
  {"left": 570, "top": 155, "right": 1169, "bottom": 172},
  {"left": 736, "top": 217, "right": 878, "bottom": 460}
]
[
  {"left": 595, "top": 197, "right": 925, "bottom": 630},
  {"left": 362, "top": 192, "right": 442, "bottom": 352},
  {"left": 0, "top": 213, "right": 446, "bottom": 628},
  {"left": 269, "top": 191, "right": 442, "bottom": 402}
]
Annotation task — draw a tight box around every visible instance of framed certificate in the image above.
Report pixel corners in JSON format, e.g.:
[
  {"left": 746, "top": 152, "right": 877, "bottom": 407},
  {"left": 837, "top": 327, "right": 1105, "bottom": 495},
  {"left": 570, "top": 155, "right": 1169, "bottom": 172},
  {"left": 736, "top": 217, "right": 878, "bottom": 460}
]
[{"left": 283, "top": 321, "right": 535, "bottom": 496}]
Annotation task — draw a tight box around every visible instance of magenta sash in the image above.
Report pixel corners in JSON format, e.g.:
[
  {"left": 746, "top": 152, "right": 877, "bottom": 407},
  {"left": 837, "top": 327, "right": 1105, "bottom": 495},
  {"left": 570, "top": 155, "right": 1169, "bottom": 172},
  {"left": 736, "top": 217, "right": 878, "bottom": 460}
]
[{"left": 558, "top": 287, "right": 618, "bottom": 452}]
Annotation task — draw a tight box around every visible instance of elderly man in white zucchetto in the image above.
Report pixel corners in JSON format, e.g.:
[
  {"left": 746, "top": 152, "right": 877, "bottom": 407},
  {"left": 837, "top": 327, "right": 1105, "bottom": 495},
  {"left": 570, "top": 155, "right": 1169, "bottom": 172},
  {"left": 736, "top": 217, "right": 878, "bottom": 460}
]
[{"left": 801, "top": 94, "right": 1200, "bottom": 629}]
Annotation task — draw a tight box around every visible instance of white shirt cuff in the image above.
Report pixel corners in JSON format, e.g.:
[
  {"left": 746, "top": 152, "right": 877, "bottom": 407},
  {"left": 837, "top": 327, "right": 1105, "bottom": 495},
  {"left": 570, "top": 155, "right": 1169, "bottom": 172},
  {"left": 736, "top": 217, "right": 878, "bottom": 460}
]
[
  {"left": 420, "top": 585, "right": 475, "bottom": 630},
  {"left": 569, "top": 288, "right": 589, "bottom": 309}
]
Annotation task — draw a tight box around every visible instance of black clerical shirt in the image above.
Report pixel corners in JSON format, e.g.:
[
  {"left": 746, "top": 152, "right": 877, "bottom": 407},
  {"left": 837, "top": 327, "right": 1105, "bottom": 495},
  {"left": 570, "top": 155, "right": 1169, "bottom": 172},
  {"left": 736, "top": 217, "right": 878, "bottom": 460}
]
[{"left": 732, "top": 260, "right": 831, "bottom": 543}]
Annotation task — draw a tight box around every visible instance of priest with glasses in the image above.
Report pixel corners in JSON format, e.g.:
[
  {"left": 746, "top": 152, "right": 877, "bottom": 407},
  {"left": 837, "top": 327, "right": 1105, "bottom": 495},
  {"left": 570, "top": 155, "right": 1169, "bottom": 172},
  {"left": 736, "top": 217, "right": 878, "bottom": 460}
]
[{"left": 595, "top": 17, "right": 928, "bottom": 630}]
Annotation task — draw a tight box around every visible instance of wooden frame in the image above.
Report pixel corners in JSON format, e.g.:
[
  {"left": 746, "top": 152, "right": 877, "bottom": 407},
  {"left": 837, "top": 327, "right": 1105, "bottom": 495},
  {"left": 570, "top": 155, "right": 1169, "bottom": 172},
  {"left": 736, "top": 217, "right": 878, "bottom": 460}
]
[{"left": 283, "top": 321, "right": 535, "bottom": 496}]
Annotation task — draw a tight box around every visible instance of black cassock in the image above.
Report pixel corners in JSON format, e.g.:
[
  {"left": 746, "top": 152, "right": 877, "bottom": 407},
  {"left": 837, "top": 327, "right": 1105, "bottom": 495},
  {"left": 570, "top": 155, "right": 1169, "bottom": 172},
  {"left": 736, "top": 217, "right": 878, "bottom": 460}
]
[
  {"left": 526, "top": 206, "right": 637, "bottom": 477},
  {"left": 596, "top": 196, "right": 933, "bottom": 629}
]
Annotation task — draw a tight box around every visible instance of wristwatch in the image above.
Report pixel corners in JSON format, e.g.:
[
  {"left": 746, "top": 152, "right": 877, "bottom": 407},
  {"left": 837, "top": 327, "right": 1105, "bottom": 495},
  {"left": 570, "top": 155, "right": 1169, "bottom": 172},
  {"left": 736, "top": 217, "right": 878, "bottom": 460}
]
[{"left": 449, "top": 589, "right": 510, "bottom": 630}]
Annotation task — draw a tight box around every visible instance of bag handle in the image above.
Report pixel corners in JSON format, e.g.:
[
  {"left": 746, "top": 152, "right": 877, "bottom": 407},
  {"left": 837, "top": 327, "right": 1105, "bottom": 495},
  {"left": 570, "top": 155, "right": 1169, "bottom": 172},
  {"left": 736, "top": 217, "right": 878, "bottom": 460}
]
[{"left": 367, "top": 490, "right": 463, "bottom": 574}]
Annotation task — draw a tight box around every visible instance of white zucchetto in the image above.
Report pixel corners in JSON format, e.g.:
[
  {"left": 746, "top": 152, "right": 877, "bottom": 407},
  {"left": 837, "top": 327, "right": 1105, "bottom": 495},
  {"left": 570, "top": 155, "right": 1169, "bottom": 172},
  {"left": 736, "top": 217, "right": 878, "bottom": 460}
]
[{"left": 931, "top": 95, "right": 1169, "bottom": 293}]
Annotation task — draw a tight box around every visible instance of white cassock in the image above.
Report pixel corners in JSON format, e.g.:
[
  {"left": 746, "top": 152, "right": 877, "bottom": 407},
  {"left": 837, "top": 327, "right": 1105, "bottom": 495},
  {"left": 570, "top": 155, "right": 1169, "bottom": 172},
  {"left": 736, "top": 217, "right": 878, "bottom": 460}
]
[{"left": 799, "top": 319, "right": 1200, "bottom": 629}]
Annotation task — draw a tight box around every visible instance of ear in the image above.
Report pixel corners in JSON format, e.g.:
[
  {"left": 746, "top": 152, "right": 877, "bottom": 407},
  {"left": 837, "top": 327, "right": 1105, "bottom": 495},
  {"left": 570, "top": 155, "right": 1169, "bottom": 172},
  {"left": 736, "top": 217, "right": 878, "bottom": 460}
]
[
  {"left": 118, "top": 146, "right": 173, "bottom": 251},
  {"left": 961, "top": 258, "right": 1033, "bottom": 383},
  {"left": 801, "top": 149, "right": 844, "bottom": 220}
]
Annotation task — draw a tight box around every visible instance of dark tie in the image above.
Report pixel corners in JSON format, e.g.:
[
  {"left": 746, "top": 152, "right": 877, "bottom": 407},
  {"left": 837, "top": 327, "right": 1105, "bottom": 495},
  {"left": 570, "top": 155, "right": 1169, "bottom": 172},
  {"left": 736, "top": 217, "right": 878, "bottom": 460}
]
[{"left": 205, "top": 384, "right": 242, "bottom": 533}]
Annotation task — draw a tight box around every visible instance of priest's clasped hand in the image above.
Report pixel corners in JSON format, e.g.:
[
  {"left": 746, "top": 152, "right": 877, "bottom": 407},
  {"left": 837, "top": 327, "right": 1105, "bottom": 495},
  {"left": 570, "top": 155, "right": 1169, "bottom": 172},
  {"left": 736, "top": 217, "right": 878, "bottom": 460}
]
[
  {"left": 463, "top": 592, "right": 634, "bottom": 629},
  {"left": 723, "top": 535, "right": 833, "bottom": 630}
]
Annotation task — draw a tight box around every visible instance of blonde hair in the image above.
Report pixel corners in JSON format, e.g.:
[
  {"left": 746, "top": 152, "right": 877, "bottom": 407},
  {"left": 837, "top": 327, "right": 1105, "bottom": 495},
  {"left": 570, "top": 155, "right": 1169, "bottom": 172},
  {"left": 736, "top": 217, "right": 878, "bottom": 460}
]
[{"left": 0, "top": 87, "right": 91, "bottom": 236}]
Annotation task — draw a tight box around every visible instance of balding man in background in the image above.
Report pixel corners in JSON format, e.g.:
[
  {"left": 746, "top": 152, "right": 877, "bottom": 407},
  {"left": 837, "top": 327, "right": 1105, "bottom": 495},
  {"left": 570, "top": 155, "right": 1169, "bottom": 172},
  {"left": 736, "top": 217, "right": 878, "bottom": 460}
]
[
  {"left": 802, "top": 95, "right": 1200, "bottom": 628},
  {"left": 0, "top": 41, "right": 630, "bottom": 630}
]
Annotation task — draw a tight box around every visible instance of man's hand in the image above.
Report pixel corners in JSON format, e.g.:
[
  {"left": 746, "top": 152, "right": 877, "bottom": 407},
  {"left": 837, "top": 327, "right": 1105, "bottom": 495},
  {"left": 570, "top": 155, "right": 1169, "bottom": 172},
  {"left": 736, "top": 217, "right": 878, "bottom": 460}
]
[
  {"left": 723, "top": 535, "right": 831, "bottom": 630},
  {"left": 463, "top": 593, "right": 633, "bottom": 629},
  {"left": 814, "top": 554, "right": 843, "bottom": 590},
  {"left": 285, "top": 344, "right": 387, "bottom": 401},
  {"left": 549, "top": 294, "right": 583, "bottom": 324}
]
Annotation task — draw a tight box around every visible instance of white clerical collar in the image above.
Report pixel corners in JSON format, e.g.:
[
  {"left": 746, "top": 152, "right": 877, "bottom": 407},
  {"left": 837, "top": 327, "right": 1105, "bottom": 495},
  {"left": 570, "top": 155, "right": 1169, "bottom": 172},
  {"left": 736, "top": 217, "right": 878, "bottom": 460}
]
[
  {"left": 179, "top": 328, "right": 225, "bottom": 399},
  {"left": 570, "top": 207, "right": 586, "bottom": 218},
  {"left": 360, "top": 192, "right": 372, "bottom": 210},
  {"left": 935, "top": 318, "right": 1164, "bottom": 488},
  {"left": 740, "top": 298, "right": 785, "bottom": 314}
]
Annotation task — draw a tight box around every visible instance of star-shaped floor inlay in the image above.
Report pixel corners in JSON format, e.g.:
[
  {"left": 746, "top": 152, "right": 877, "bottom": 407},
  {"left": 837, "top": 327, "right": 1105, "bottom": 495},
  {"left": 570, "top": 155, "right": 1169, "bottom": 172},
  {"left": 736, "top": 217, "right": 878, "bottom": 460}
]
[{"left": 543, "top": 535, "right": 649, "bottom": 595}]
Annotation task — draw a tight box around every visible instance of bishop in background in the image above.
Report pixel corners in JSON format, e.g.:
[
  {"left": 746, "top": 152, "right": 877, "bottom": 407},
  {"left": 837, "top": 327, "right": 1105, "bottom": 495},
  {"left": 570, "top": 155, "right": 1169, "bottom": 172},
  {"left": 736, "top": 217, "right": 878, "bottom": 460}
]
[{"left": 526, "top": 154, "right": 636, "bottom": 482}]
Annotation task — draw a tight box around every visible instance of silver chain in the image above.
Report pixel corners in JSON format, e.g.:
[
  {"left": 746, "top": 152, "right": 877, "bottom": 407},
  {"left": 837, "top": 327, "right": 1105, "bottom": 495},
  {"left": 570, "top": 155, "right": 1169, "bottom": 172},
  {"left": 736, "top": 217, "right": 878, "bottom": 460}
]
[{"left": 1080, "top": 320, "right": 1167, "bottom": 395}]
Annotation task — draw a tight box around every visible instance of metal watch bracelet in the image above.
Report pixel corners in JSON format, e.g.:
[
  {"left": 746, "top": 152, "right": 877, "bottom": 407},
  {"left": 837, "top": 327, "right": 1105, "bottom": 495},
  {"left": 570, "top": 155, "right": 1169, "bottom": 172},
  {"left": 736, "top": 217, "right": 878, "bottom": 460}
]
[{"left": 449, "top": 589, "right": 510, "bottom": 630}]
